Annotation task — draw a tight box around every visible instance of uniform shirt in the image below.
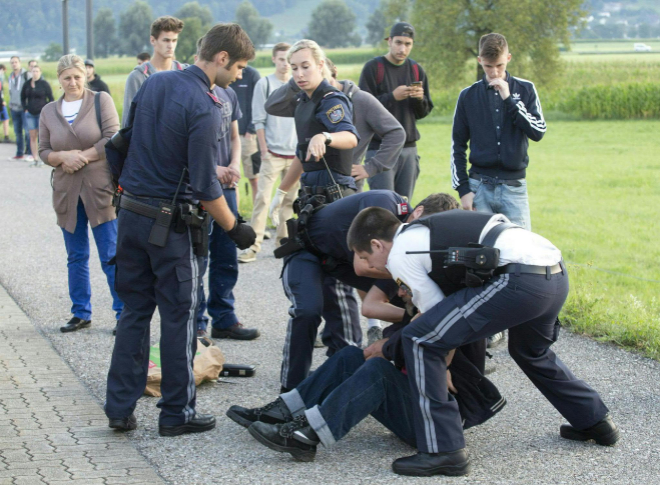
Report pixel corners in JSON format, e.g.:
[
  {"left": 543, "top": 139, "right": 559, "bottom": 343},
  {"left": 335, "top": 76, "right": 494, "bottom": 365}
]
[
  {"left": 212, "top": 86, "right": 242, "bottom": 168},
  {"left": 229, "top": 65, "right": 260, "bottom": 135},
  {"left": 118, "top": 65, "right": 223, "bottom": 202},
  {"left": 298, "top": 80, "right": 360, "bottom": 190},
  {"left": 451, "top": 73, "right": 547, "bottom": 197},
  {"left": 359, "top": 56, "right": 433, "bottom": 149},
  {"left": 386, "top": 214, "right": 562, "bottom": 313},
  {"left": 307, "top": 190, "right": 407, "bottom": 263}
]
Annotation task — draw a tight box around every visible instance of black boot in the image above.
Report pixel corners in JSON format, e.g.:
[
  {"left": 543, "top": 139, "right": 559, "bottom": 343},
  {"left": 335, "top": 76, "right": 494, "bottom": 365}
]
[
  {"left": 392, "top": 449, "right": 471, "bottom": 477},
  {"left": 60, "top": 317, "right": 92, "bottom": 333},
  {"left": 226, "top": 397, "right": 293, "bottom": 428},
  {"left": 560, "top": 414, "right": 619, "bottom": 446},
  {"left": 159, "top": 414, "right": 216, "bottom": 437},
  {"left": 108, "top": 414, "right": 137, "bottom": 431},
  {"left": 248, "top": 415, "right": 319, "bottom": 462}
]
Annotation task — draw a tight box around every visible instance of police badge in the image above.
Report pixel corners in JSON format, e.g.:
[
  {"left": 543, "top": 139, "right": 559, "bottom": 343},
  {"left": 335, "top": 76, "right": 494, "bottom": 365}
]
[{"left": 326, "top": 104, "right": 344, "bottom": 124}]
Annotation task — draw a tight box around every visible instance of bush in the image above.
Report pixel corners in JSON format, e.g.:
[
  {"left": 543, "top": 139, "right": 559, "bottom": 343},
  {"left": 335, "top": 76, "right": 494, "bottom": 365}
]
[{"left": 559, "top": 83, "right": 660, "bottom": 119}]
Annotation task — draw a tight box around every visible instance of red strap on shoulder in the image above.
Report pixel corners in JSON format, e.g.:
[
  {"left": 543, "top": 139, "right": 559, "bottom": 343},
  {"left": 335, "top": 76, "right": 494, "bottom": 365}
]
[
  {"left": 412, "top": 63, "right": 419, "bottom": 82},
  {"left": 376, "top": 60, "right": 384, "bottom": 86},
  {"left": 143, "top": 64, "right": 149, "bottom": 76}
]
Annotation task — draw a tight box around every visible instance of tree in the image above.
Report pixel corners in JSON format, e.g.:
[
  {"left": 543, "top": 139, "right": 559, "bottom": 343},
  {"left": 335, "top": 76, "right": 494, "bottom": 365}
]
[
  {"left": 176, "top": 17, "right": 209, "bottom": 64},
  {"left": 307, "top": 0, "right": 362, "bottom": 48},
  {"left": 366, "top": 7, "right": 388, "bottom": 47},
  {"left": 411, "top": 0, "right": 584, "bottom": 88},
  {"left": 43, "top": 42, "right": 64, "bottom": 62},
  {"left": 118, "top": 0, "right": 153, "bottom": 56},
  {"left": 94, "top": 8, "right": 117, "bottom": 58},
  {"left": 235, "top": 1, "right": 273, "bottom": 49},
  {"left": 175, "top": 2, "right": 214, "bottom": 26}
]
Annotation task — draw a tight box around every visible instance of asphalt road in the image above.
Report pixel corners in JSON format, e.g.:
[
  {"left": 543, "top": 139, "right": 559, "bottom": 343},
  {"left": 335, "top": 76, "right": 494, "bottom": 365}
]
[{"left": 1, "top": 145, "right": 659, "bottom": 484}]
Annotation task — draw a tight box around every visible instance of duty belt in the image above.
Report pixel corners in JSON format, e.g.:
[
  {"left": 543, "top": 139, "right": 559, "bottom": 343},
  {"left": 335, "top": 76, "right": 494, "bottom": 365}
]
[
  {"left": 119, "top": 195, "right": 162, "bottom": 219},
  {"left": 470, "top": 173, "right": 523, "bottom": 187},
  {"left": 495, "top": 261, "right": 564, "bottom": 279}
]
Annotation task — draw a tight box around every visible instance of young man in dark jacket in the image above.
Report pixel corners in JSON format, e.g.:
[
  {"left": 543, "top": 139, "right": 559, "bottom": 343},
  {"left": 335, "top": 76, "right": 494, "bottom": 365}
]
[
  {"left": 358, "top": 22, "right": 433, "bottom": 200},
  {"left": 451, "top": 33, "right": 547, "bottom": 231},
  {"left": 85, "top": 60, "right": 110, "bottom": 94}
]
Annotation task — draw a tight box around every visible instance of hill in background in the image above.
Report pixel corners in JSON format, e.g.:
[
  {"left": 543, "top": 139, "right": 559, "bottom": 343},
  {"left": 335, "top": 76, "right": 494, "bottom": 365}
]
[{"left": 0, "top": 0, "right": 658, "bottom": 52}]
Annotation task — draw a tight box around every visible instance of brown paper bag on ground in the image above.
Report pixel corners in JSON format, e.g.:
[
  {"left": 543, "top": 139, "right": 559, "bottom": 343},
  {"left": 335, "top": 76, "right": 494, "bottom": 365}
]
[{"left": 144, "top": 345, "right": 225, "bottom": 397}]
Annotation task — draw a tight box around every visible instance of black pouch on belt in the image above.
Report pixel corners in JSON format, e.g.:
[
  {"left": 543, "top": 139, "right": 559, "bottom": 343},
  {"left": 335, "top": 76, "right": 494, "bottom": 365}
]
[
  {"left": 148, "top": 202, "right": 175, "bottom": 247},
  {"left": 192, "top": 214, "right": 210, "bottom": 257}
]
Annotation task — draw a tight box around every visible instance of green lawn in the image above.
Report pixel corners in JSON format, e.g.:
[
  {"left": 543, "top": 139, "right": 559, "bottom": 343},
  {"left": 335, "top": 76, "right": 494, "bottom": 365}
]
[{"left": 411, "top": 120, "right": 660, "bottom": 358}]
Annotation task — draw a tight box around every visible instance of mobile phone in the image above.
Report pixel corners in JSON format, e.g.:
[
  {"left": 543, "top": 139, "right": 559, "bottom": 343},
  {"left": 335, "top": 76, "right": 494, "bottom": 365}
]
[{"left": 411, "top": 81, "right": 422, "bottom": 87}]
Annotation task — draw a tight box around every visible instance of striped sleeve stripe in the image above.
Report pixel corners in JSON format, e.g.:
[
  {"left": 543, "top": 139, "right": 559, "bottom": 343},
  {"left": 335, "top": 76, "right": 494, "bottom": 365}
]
[
  {"left": 515, "top": 77, "right": 547, "bottom": 132},
  {"left": 515, "top": 102, "right": 547, "bottom": 132},
  {"left": 450, "top": 84, "right": 477, "bottom": 190}
]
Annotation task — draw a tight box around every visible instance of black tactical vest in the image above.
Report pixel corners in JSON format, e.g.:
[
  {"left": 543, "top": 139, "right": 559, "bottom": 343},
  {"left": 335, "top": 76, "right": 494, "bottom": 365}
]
[
  {"left": 294, "top": 82, "right": 354, "bottom": 176},
  {"left": 403, "top": 210, "right": 494, "bottom": 295}
]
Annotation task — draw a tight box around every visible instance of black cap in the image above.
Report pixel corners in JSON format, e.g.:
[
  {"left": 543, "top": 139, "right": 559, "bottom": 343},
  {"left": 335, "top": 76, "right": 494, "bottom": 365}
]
[
  {"left": 84, "top": 59, "right": 94, "bottom": 67},
  {"left": 388, "top": 22, "right": 415, "bottom": 40}
]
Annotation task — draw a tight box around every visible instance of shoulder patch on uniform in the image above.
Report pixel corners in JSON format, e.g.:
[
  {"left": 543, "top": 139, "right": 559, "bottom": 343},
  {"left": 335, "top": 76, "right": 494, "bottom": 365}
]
[{"left": 326, "top": 104, "right": 344, "bottom": 124}]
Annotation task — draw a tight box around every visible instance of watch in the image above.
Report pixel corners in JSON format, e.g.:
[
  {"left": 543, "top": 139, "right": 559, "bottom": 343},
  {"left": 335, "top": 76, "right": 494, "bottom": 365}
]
[{"left": 322, "top": 132, "right": 333, "bottom": 146}]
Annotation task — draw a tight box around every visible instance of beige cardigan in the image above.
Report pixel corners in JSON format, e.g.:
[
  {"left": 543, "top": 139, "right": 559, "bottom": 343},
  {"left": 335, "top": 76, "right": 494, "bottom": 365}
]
[{"left": 39, "top": 89, "right": 120, "bottom": 233}]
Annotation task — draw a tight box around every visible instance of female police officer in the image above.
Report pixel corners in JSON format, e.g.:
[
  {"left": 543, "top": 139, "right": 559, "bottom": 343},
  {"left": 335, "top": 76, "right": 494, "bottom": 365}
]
[
  {"left": 287, "top": 39, "right": 359, "bottom": 199},
  {"left": 269, "top": 40, "right": 362, "bottom": 392}
]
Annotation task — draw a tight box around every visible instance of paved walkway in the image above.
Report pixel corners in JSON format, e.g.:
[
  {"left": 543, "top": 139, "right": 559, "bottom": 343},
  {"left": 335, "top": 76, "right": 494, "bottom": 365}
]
[{"left": 0, "top": 286, "right": 165, "bottom": 485}]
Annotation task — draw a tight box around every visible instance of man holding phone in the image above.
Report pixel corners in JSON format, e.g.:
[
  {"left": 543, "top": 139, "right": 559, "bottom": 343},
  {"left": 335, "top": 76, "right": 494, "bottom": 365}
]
[{"left": 359, "top": 22, "right": 433, "bottom": 200}]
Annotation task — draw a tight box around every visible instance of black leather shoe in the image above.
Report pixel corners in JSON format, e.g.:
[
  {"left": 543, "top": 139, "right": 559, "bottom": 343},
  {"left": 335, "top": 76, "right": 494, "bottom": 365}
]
[
  {"left": 392, "top": 450, "right": 471, "bottom": 477},
  {"left": 211, "top": 323, "right": 260, "bottom": 340},
  {"left": 560, "top": 414, "right": 619, "bottom": 446},
  {"left": 227, "top": 397, "right": 293, "bottom": 429},
  {"left": 60, "top": 317, "right": 92, "bottom": 333},
  {"left": 248, "top": 415, "right": 318, "bottom": 462},
  {"left": 108, "top": 414, "right": 137, "bottom": 431},
  {"left": 159, "top": 414, "right": 216, "bottom": 437}
]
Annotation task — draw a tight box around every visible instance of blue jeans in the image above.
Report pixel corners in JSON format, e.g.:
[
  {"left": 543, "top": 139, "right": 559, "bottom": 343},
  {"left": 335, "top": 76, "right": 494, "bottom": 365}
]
[
  {"left": 280, "top": 346, "right": 417, "bottom": 448},
  {"left": 61, "top": 198, "right": 123, "bottom": 320},
  {"left": 366, "top": 146, "right": 420, "bottom": 200},
  {"left": 10, "top": 109, "right": 31, "bottom": 156},
  {"left": 207, "top": 189, "right": 239, "bottom": 330},
  {"left": 469, "top": 176, "right": 532, "bottom": 230}
]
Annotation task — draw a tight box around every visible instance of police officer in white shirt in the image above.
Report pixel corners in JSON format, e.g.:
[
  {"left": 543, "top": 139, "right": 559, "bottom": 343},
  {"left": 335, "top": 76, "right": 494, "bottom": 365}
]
[{"left": 347, "top": 208, "right": 618, "bottom": 477}]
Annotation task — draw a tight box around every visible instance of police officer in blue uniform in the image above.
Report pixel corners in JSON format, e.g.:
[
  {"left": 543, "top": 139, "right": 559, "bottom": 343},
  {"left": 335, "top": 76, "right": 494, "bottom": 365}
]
[
  {"left": 273, "top": 39, "right": 364, "bottom": 391},
  {"left": 105, "top": 24, "right": 257, "bottom": 436},
  {"left": 275, "top": 190, "right": 455, "bottom": 391}
]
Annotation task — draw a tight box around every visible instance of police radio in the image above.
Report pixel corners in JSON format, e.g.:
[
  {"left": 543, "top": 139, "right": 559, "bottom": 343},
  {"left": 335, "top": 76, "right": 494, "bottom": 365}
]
[{"left": 148, "top": 168, "right": 187, "bottom": 248}]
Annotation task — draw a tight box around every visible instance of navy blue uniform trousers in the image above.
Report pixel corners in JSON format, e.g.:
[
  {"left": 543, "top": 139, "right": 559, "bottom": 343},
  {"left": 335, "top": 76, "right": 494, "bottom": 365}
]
[
  {"left": 106, "top": 204, "right": 201, "bottom": 426},
  {"left": 402, "top": 268, "right": 610, "bottom": 453},
  {"left": 281, "top": 249, "right": 362, "bottom": 389}
]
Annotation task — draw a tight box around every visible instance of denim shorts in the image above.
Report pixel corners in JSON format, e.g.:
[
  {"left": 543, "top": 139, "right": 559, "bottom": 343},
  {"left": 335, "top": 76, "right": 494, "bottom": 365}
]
[
  {"left": 25, "top": 112, "right": 40, "bottom": 131},
  {"left": 0, "top": 106, "right": 8, "bottom": 121}
]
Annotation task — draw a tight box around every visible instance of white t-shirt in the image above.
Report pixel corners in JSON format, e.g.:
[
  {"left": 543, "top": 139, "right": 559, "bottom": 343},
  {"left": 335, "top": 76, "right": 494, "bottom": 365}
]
[
  {"left": 62, "top": 99, "right": 83, "bottom": 125},
  {"left": 386, "top": 215, "right": 562, "bottom": 313}
]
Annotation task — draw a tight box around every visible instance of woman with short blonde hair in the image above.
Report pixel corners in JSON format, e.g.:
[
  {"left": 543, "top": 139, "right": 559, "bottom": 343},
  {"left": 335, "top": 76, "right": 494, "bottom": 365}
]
[{"left": 39, "top": 54, "right": 124, "bottom": 334}]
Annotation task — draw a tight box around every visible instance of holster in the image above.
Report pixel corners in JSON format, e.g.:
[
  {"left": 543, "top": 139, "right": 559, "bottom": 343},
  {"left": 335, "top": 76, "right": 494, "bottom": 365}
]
[
  {"left": 274, "top": 219, "right": 304, "bottom": 259},
  {"left": 178, "top": 203, "right": 210, "bottom": 257}
]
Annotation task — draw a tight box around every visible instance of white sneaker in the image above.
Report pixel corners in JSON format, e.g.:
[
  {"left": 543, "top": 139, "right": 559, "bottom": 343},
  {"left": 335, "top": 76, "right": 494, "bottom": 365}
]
[
  {"left": 24, "top": 155, "right": 34, "bottom": 162},
  {"left": 238, "top": 248, "right": 257, "bottom": 263}
]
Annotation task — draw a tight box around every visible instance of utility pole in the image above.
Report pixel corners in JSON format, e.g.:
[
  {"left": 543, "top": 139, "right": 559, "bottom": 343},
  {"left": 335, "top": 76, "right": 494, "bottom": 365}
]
[
  {"left": 86, "top": 0, "right": 94, "bottom": 59},
  {"left": 62, "top": 0, "right": 69, "bottom": 56}
]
